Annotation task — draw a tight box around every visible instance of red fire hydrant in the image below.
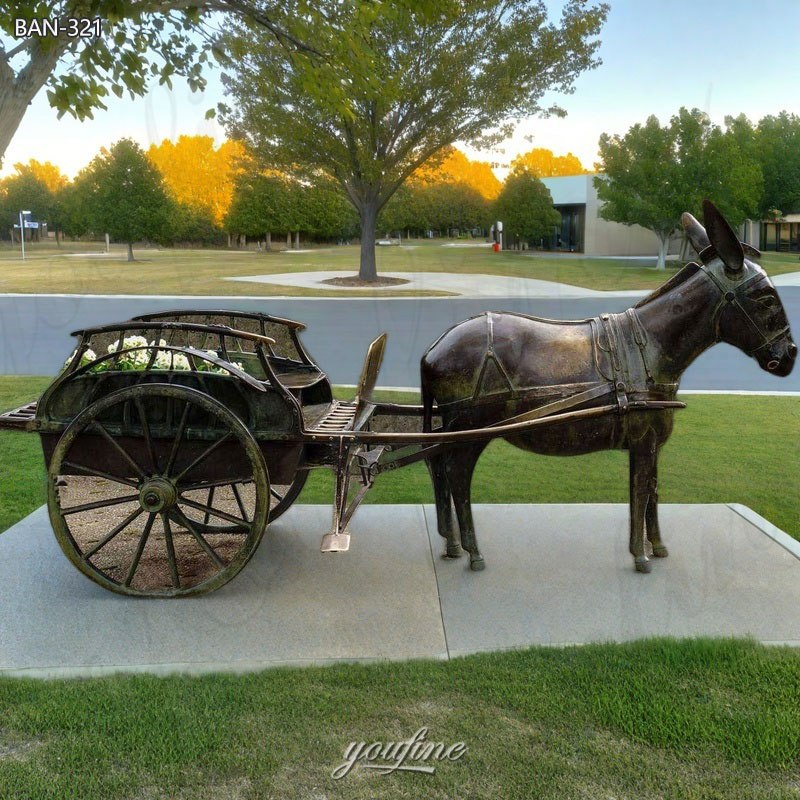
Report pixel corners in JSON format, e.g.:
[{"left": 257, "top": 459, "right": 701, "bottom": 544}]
[{"left": 492, "top": 241, "right": 500, "bottom": 253}]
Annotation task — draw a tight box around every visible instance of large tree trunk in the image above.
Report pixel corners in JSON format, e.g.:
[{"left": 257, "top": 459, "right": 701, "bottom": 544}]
[
  {"left": 127, "top": 242, "right": 135, "bottom": 262},
  {"left": 655, "top": 233, "right": 669, "bottom": 270},
  {"left": 265, "top": 231, "right": 271, "bottom": 251},
  {"left": 0, "top": 41, "right": 69, "bottom": 167},
  {"left": 359, "top": 201, "right": 379, "bottom": 281},
  {"left": 294, "top": 230, "right": 300, "bottom": 249}
]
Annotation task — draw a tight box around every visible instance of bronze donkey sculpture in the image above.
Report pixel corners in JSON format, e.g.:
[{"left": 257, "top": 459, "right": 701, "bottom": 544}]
[{"left": 421, "top": 200, "right": 796, "bottom": 573}]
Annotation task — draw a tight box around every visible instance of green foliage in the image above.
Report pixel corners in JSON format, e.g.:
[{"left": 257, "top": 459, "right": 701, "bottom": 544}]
[
  {"left": 165, "top": 201, "right": 225, "bottom": 246},
  {"left": 220, "top": 0, "right": 608, "bottom": 276},
  {"left": 493, "top": 171, "right": 561, "bottom": 246},
  {"left": 379, "top": 180, "right": 490, "bottom": 235},
  {"left": 595, "top": 108, "right": 763, "bottom": 241},
  {"left": 226, "top": 172, "right": 358, "bottom": 241},
  {"left": 756, "top": 113, "right": 800, "bottom": 215},
  {"left": 79, "top": 139, "right": 172, "bottom": 250}
]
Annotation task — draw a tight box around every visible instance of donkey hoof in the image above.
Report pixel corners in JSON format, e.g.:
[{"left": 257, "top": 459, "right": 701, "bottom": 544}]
[
  {"left": 652, "top": 545, "right": 669, "bottom": 558},
  {"left": 634, "top": 557, "right": 652, "bottom": 574},
  {"left": 443, "top": 543, "right": 463, "bottom": 559},
  {"left": 469, "top": 555, "right": 486, "bottom": 572}
]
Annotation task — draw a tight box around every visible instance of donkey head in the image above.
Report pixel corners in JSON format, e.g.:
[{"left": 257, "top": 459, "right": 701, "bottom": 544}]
[{"left": 681, "top": 200, "right": 796, "bottom": 377}]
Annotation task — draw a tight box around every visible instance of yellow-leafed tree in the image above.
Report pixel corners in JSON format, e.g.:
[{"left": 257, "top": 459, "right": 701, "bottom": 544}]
[
  {"left": 9, "top": 159, "right": 69, "bottom": 192},
  {"left": 415, "top": 147, "right": 501, "bottom": 200},
  {"left": 147, "top": 136, "right": 247, "bottom": 225},
  {"left": 510, "top": 147, "right": 588, "bottom": 178}
]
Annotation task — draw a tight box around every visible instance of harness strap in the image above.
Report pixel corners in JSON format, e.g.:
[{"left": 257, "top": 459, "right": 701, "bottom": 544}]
[{"left": 699, "top": 266, "right": 789, "bottom": 356}]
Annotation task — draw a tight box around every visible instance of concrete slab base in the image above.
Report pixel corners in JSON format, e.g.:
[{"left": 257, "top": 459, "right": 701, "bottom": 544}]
[{"left": 0, "top": 504, "right": 798, "bottom": 678}]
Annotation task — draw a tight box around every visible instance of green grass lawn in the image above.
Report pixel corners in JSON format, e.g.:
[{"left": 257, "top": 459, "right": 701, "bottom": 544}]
[
  {"left": 1, "top": 377, "right": 799, "bottom": 798},
  {"left": 1, "top": 238, "right": 797, "bottom": 295},
  {"left": 1, "top": 378, "right": 798, "bottom": 539},
  {"left": 1, "top": 638, "right": 800, "bottom": 798}
]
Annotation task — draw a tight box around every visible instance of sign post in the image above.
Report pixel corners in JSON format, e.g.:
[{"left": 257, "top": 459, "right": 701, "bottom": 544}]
[{"left": 18, "top": 210, "right": 31, "bottom": 260}]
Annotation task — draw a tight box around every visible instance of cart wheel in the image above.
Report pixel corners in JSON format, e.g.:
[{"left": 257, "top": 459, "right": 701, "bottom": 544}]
[
  {"left": 179, "top": 470, "right": 307, "bottom": 534},
  {"left": 268, "top": 471, "right": 308, "bottom": 522},
  {"left": 47, "top": 384, "right": 270, "bottom": 597}
]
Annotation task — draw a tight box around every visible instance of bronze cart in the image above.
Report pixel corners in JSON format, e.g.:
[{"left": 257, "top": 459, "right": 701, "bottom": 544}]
[{"left": 0, "top": 309, "right": 682, "bottom": 598}]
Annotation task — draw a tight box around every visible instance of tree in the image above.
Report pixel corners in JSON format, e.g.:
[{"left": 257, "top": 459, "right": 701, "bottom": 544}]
[
  {"left": 220, "top": 0, "right": 608, "bottom": 280},
  {"left": 493, "top": 172, "right": 560, "bottom": 249},
  {"left": 0, "top": 160, "right": 67, "bottom": 240},
  {"left": 594, "top": 108, "right": 762, "bottom": 269},
  {"left": 81, "top": 138, "right": 172, "bottom": 260},
  {"left": 415, "top": 147, "right": 502, "bottom": 200},
  {"left": 148, "top": 136, "right": 246, "bottom": 225},
  {"left": 0, "top": 2, "right": 453, "bottom": 166},
  {"left": 754, "top": 113, "right": 800, "bottom": 215},
  {"left": 510, "top": 147, "right": 587, "bottom": 177},
  {"left": 225, "top": 172, "right": 293, "bottom": 247}
]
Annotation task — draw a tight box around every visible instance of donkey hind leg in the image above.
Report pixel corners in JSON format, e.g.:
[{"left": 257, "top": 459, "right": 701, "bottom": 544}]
[
  {"left": 645, "top": 451, "right": 668, "bottom": 558},
  {"left": 629, "top": 439, "right": 657, "bottom": 574},
  {"left": 444, "top": 444, "right": 487, "bottom": 571},
  {"left": 426, "top": 453, "right": 462, "bottom": 558}
]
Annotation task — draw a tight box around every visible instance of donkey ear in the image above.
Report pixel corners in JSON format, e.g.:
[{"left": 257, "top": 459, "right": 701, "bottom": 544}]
[
  {"left": 703, "top": 199, "right": 744, "bottom": 275},
  {"left": 681, "top": 211, "right": 711, "bottom": 255}
]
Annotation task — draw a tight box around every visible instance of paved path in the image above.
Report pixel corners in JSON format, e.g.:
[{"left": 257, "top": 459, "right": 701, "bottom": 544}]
[
  {"left": 0, "top": 503, "right": 798, "bottom": 677},
  {"left": 227, "top": 270, "right": 648, "bottom": 298},
  {"left": 1, "top": 291, "right": 799, "bottom": 391}
]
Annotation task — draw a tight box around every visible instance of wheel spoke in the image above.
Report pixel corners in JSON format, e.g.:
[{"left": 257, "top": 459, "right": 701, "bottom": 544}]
[
  {"left": 84, "top": 507, "right": 144, "bottom": 559},
  {"left": 231, "top": 483, "right": 250, "bottom": 523},
  {"left": 91, "top": 421, "right": 146, "bottom": 479},
  {"left": 179, "top": 477, "right": 254, "bottom": 492},
  {"left": 135, "top": 397, "right": 158, "bottom": 473},
  {"left": 203, "top": 486, "right": 215, "bottom": 525},
  {"left": 178, "top": 496, "right": 250, "bottom": 528},
  {"left": 172, "top": 433, "right": 233, "bottom": 483},
  {"left": 171, "top": 510, "right": 225, "bottom": 568},
  {"left": 61, "top": 461, "right": 139, "bottom": 489},
  {"left": 165, "top": 401, "right": 190, "bottom": 476},
  {"left": 61, "top": 494, "right": 141, "bottom": 516},
  {"left": 269, "top": 486, "right": 286, "bottom": 502},
  {"left": 124, "top": 513, "right": 156, "bottom": 587},
  {"left": 161, "top": 513, "right": 181, "bottom": 589}
]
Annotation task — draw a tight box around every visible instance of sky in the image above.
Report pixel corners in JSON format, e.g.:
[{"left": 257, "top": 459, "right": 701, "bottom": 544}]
[{"left": 3, "top": 0, "right": 800, "bottom": 180}]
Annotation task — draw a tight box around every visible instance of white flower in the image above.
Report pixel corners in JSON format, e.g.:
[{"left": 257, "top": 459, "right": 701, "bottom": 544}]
[
  {"left": 173, "top": 353, "right": 190, "bottom": 371},
  {"left": 154, "top": 350, "right": 173, "bottom": 370}
]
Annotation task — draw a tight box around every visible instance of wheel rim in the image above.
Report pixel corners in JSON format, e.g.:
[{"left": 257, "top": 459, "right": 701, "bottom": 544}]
[{"left": 48, "top": 384, "right": 270, "bottom": 597}]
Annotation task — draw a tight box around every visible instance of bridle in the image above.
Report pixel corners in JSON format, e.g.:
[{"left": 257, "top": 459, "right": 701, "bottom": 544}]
[{"left": 697, "top": 247, "right": 790, "bottom": 359}]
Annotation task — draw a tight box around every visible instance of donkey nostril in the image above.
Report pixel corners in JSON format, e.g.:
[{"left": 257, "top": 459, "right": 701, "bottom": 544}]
[
  {"left": 767, "top": 360, "right": 780, "bottom": 370},
  {"left": 789, "top": 343, "right": 798, "bottom": 358}
]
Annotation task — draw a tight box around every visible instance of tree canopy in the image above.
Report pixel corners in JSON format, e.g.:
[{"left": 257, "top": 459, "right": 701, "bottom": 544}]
[
  {"left": 594, "top": 108, "right": 762, "bottom": 269},
  {"left": 148, "top": 136, "right": 246, "bottom": 225},
  {"left": 510, "top": 147, "right": 588, "bottom": 177},
  {"left": 220, "top": 0, "right": 608, "bottom": 279}
]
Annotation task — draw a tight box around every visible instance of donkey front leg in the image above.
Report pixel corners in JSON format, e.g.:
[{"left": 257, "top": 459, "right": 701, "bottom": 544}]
[
  {"left": 629, "top": 438, "right": 657, "bottom": 574},
  {"left": 645, "top": 451, "right": 668, "bottom": 558},
  {"left": 426, "top": 452, "right": 462, "bottom": 558},
  {"left": 444, "top": 444, "right": 486, "bottom": 571}
]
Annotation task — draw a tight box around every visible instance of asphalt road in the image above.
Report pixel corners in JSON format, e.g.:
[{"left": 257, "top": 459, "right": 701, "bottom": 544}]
[{"left": 2, "top": 289, "right": 799, "bottom": 392}]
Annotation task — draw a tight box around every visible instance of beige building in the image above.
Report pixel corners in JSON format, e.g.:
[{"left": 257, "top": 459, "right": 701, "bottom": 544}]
[{"left": 540, "top": 174, "right": 681, "bottom": 257}]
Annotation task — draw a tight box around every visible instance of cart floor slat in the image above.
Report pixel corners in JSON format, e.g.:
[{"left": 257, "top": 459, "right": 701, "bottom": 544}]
[
  {"left": 304, "top": 401, "right": 357, "bottom": 432},
  {"left": 0, "top": 401, "right": 38, "bottom": 431}
]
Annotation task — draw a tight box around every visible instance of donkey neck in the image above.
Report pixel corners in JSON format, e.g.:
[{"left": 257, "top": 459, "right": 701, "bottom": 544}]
[{"left": 632, "top": 270, "right": 720, "bottom": 384}]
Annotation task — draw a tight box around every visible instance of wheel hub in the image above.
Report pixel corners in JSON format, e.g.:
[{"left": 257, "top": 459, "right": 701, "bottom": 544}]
[{"left": 138, "top": 476, "right": 177, "bottom": 513}]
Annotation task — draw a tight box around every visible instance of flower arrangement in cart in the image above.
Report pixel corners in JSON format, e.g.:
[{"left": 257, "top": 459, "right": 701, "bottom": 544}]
[{"left": 65, "top": 336, "right": 244, "bottom": 374}]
